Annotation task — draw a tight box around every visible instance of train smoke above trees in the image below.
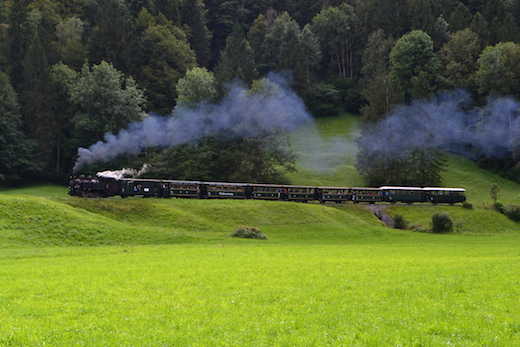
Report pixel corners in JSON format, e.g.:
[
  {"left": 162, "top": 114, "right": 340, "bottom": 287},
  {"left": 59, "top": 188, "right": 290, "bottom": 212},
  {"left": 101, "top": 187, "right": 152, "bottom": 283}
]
[
  {"left": 72, "top": 73, "right": 312, "bottom": 173},
  {"left": 359, "top": 90, "right": 520, "bottom": 158},
  {"left": 356, "top": 89, "right": 520, "bottom": 185}
]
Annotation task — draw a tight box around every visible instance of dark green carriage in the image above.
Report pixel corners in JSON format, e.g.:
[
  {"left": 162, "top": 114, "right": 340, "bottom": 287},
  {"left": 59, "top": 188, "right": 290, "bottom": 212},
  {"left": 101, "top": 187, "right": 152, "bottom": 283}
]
[
  {"left": 318, "top": 187, "right": 351, "bottom": 203},
  {"left": 424, "top": 187, "right": 466, "bottom": 204},
  {"left": 350, "top": 187, "right": 382, "bottom": 204},
  {"left": 380, "top": 186, "right": 425, "bottom": 204},
  {"left": 165, "top": 180, "right": 200, "bottom": 198},
  {"left": 205, "top": 182, "right": 248, "bottom": 199},
  {"left": 118, "top": 179, "right": 158, "bottom": 197},
  {"left": 286, "top": 186, "right": 316, "bottom": 202},
  {"left": 250, "top": 184, "right": 285, "bottom": 200}
]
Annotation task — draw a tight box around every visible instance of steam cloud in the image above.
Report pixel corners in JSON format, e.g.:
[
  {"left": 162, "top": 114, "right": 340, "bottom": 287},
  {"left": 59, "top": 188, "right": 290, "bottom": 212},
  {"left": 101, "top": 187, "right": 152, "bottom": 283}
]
[
  {"left": 358, "top": 90, "right": 520, "bottom": 160},
  {"left": 97, "top": 164, "right": 150, "bottom": 180},
  {"left": 73, "top": 73, "right": 312, "bottom": 173}
]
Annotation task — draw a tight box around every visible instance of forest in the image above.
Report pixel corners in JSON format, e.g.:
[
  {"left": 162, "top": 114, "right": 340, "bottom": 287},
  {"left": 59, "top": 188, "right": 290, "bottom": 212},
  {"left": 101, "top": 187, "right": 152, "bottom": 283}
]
[{"left": 1, "top": 0, "right": 520, "bottom": 186}]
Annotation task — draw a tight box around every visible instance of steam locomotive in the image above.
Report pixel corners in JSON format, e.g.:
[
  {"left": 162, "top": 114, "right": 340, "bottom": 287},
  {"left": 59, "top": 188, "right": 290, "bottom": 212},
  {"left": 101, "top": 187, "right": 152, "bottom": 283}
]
[{"left": 69, "top": 175, "right": 466, "bottom": 204}]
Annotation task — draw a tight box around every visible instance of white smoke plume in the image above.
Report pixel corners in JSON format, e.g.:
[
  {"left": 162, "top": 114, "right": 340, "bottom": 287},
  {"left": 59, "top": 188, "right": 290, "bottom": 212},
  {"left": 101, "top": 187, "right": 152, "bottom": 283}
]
[
  {"left": 97, "top": 164, "right": 150, "bottom": 180},
  {"left": 73, "top": 73, "right": 312, "bottom": 173}
]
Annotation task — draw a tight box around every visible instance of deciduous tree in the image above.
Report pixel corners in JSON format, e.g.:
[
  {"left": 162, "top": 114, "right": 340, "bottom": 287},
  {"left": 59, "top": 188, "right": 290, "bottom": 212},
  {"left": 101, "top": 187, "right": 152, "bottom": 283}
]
[
  {"left": 438, "top": 28, "right": 480, "bottom": 91},
  {"left": 390, "top": 30, "right": 441, "bottom": 102},
  {"left": 476, "top": 42, "right": 520, "bottom": 98},
  {"left": 69, "top": 61, "right": 146, "bottom": 148},
  {"left": 312, "top": 4, "right": 357, "bottom": 79}
]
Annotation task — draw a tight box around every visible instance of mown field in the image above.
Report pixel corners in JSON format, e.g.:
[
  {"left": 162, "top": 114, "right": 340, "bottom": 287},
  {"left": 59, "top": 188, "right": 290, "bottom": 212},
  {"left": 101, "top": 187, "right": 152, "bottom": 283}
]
[{"left": 1, "top": 114, "right": 520, "bottom": 346}]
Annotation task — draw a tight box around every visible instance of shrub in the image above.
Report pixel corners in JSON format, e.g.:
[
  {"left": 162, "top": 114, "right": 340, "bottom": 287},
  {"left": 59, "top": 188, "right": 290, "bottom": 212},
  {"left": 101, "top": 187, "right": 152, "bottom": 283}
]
[
  {"left": 462, "top": 202, "right": 473, "bottom": 209},
  {"left": 504, "top": 206, "right": 520, "bottom": 222},
  {"left": 393, "top": 214, "right": 408, "bottom": 229},
  {"left": 493, "top": 202, "right": 505, "bottom": 214},
  {"left": 431, "top": 211, "right": 453, "bottom": 233},
  {"left": 305, "top": 83, "right": 341, "bottom": 117},
  {"left": 230, "top": 226, "right": 267, "bottom": 240}
]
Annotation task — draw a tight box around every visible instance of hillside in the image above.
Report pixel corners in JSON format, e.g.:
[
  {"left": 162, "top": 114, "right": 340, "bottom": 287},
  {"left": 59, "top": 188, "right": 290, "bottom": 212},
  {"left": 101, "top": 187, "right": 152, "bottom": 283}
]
[{"left": 2, "top": 114, "right": 520, "bottom": 248}]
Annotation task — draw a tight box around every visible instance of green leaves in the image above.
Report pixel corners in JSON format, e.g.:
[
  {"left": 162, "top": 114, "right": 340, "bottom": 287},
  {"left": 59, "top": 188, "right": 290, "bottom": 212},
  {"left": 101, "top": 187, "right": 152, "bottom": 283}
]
[
  {"left": 69, "top": 61, "right": 146, "bottom": 147},
  {"left": 390, "top": 30, "right": 441, "bottom": 101}
]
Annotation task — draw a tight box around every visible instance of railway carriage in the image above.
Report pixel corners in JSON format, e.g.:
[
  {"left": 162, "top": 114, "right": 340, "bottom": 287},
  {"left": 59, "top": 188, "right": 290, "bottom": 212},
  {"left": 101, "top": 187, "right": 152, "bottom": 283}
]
[
  {"left": 164, "top": 180, "right": 201, "bottom": 198},
  {"left": 350, "top": 187, "right": 382, "bottom": 204},
  {"left": 204, "top": 182, "right": 249, "bottom": 199},
  {"left": 249, "top": 183, "right": 285, "bottom": 200},
  {"left": 119, "top": 178, "right": 160, "bottom": 198},
  {"left": 286, "top": 185, "right": 316, "bottom": 202},
  {"left": 380, "top": 186, "right": 425, "bottom": 204},
  {"left": 317, "top": 187, "right": 351, "bottom": 203},
  {"left": 424, "top": 187, "right": 466, "bottom": 204}
]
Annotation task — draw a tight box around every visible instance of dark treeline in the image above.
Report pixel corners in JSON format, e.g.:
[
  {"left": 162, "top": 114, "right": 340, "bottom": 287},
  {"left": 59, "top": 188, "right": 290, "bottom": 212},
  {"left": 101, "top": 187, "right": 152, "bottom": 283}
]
[{"left": 1, "top": 0, "right": 520, "bottom": 186}]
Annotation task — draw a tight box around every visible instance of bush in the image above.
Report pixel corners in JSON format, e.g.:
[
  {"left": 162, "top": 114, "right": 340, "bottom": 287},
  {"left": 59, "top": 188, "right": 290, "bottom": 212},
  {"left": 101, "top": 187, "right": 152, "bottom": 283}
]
[
  {"left": 305, "top": 83, "right": 341, "bottom": 117},
  {"left": 493, "top": 202, "right": 505, "bottom": 214},
  {"left": 431, "top": 211, "right": 453, "bottom": 233},
  {"left": 504, "top": 206, "right": 520, "bottom": 222},
  {"left": 230, "top": 226, "right": 267, "bottom": 240},
  {"left": 462, "top": 202, "right": 473, "bottom": 209},
  {"left": 393, "top": 214, "right": 408, "bottom": 229}
]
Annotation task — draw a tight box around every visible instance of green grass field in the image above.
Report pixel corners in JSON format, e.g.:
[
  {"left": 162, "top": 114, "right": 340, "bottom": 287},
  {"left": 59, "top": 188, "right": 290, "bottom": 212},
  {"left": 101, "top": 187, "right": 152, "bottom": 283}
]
[{"left": 2, "top": 113, "right": 520, "bottom": 346}]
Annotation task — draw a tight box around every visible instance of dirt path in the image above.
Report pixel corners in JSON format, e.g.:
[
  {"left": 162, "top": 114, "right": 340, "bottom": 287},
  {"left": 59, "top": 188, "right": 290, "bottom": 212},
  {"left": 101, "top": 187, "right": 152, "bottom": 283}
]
[{"left": 366, "top": 205, "right": 394, "bottom": 228}]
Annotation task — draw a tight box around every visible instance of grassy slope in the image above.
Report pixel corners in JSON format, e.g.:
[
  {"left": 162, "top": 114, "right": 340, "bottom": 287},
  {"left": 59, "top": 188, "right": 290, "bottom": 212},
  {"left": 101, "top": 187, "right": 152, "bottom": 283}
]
[{"left": 1, "top": 112, "right": 520, "bottom": 248}]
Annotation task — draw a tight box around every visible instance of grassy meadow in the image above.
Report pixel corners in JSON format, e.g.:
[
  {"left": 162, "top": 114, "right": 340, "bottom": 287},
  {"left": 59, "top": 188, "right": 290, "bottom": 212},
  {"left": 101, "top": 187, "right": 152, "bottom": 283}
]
[{"left": 2, "top": 113, "right": 520, "bottom": 345}]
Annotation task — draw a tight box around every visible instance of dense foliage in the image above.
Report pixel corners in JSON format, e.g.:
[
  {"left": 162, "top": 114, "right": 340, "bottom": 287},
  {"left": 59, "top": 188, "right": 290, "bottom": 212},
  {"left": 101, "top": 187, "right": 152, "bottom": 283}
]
[{"left": 1, "top": 0, "right": 520, "bottom": 185}]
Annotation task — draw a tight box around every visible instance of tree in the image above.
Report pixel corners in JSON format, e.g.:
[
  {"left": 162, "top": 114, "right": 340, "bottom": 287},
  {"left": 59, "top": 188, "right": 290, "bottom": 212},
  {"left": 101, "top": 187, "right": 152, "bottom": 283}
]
[
  {"left": 497, "top": 13, "right": 520, "bottom": 43},
  {"left": 214, "top": 22, "right": 257, "bottom": 87},
  {"left": 300, "top": 24, "right": 321, "bottom": 88},
  {"left": 357, "top": 0, "right": 409, "bottom": 38},
  {"left": 470, "top": 12, "right": 490, "bottom": 48},
  {"left": 50, "top": 62, "right": 79, "bottom": 174},
  {"left": 476, "top": 42, "right": 520, "bottom": 98},
  {"left": 153, "top": 0, "right": 182, "bottom": 24},
  {"left": 88, "top": 0, "right": 136, "bottom": 73},
  {"left": 438, "top": 28, "right": 480, "bottom": 91},
  {"left": 0, "top": 71, "right": 40, "bottom": 184},
  {"left": 409, "top": 0, "right": 435, "bottom": 36},
  {"left": 432, "top": 15, "right": 450, "bottom": 51},
  {"left": 247, "top": 14, "right": 267, "bottom": 68},
  {"left": 69, "top": 61, "right": 146, "bottom": 148},
  {"left": 259, "top": 12, "right": 307, "bottom": 92},
  {"left": 356, "top": 96, "right": 448, "bottom": 186},
  {"left": 55, "top": 17, "right": 88, "bottom": 70},
  {"left": 7, "top": 0, "right": 31, "bottom": 88},
  {"left": 390, "top": 30, "right": 441, "bottom": 102},
  {"left": 138, "top": 23, "right": 196, "bottom": 114},
  {"left": 360, "top": 29, "right": 401, "bottom": 122},
  {"left": 176, "top": 67, "right": 218, "bottom": 107},
  {"left": 182, "top": 0, "right": 212, "bottom": 66},
  {"left": 449, "top": 2, "right": 472, "bottom": 32},
  {"left": 312, "top": 4, "right": 357, "bottom": 79},
  {"left": 20, "top": 29, "right": 56, "bottom": 172}
]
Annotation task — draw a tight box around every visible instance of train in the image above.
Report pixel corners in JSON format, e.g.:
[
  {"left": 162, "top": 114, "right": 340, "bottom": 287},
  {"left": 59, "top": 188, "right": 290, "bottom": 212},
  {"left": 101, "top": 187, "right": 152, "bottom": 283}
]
[{"left": 68, "top": 175, "right": 467, "bottom": 205}]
